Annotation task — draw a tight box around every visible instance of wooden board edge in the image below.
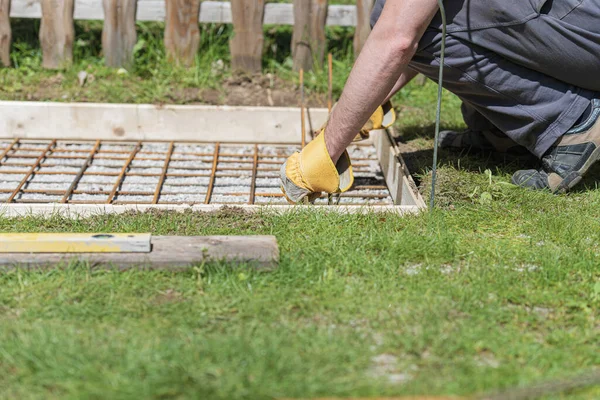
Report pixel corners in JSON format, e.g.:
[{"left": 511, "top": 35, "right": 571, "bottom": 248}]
[
  {"left": 0, "top": 204, "right": 423, "bottom": 219},
  {"left": 0, "top": 101, "right": 328, "bottom": 144},
  {"left": 0, "top": 235, "right": 280, "bottom": 271},
  {"left": 372, "top": 129, "right": 427, "bottom": 209}
]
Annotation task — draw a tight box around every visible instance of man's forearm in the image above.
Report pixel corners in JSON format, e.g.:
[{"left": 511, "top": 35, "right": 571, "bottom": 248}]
[
  {"left": 385, "top": 68, "right": 418, "bottom": 104},
  {"left": 324, "top": 0, "right": 439, "bottom": 163}
]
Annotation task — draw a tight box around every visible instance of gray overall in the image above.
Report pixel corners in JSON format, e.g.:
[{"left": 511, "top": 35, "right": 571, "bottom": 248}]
[{"left": 370, "top": 0, "right": 599, "bottom": 157}]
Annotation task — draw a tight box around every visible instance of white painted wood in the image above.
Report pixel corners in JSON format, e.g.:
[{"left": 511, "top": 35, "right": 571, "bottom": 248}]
[
  {"left": 0, "top": 232, "right": 151, "bottom": 253},
  {"left": 0, "top": 101, "right": 326, "bottom": 144},
  {"left": 9, "top": 0, "right": 357, "bottom": 26},
  {"left": 0, "top": 204, "right": 422, "bottom": 218},
  {"left": 371, "top": 129, "right": 426, "bottom": 209}
]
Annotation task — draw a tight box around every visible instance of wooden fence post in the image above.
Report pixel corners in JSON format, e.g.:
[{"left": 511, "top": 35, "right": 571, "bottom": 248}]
[
  {"left": 0, "top": 0, "right": 10, "bottom": 67},
  {"left": 102, "top": 0, "right": 138, "bottom": 68},
  {"left": 40, "top": 0, "right": 74, "bottom": 69},
  {"left": 230, "top": 0, "right": 265, "bottom": 74},
  {"left": 292, "top": 0, "right": 328, "bottom": 72},
  {"left": 353, "top": 0, "right": 373, "bottom": 58},
  {"left": 164, "top": 0, "right": 201, "bottom": 67}
]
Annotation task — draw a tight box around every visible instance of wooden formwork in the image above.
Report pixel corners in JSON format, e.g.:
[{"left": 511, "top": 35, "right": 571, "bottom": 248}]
[{"left": 0, "top": 101, "right": 426, "bottom": 217}]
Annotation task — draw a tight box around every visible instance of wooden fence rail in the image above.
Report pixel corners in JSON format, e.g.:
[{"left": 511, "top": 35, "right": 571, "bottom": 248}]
[{"left": 0, "top": 0, "right": 373, "bottom": 72}]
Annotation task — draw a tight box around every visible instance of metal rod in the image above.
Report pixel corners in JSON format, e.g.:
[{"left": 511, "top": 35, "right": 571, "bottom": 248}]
[
  {"left": 430, "top": 0, "right": 447, "bottom": 210},
  {"left": 0, "top": 138, "right": 20, "bottom": 164},
  {"left": 328, "top": 53, "right": 333, "bottom": 113},
  {"left": 61, "top": 140, "right": 101, "bottom": 204},
  {"left": 106, "top": 141, "right": 142, "bottom": 204},
  {"left": 249, "top": 144, "right": 259, "bottom": 205},
  {"left": 6, "top": 140, "right": 56, "bottom": 203},
  {"left": 300, "top": 68, "right": 306, "bottom": 148},
  {"left": 152, "top": 141, "right": 174, "bottom": 204},
  {"left": 205, "top": 143, "right": 220, "bottom": 204},
  {"left": 0, "top": 139, "right": 391, "bottom": 207}
]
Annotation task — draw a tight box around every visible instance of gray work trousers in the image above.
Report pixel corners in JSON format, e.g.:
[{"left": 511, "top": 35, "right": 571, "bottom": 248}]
[{"left": 371, "top": 0, "right": 599, "bottom": 157}]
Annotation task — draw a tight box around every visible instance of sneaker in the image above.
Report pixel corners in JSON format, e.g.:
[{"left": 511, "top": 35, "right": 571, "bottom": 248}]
[
  {"left": 439, "top": 127, "right": 527, "bottom": 154},
  {"left": 512, "top": 99, "right": 600, "bottom": 193}
]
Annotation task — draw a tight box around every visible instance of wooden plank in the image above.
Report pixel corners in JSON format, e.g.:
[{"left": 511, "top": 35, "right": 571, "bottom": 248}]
[
  {"left": 9, "top": 1, "right": 357, "bottom": 26},
  {"left": 164, "top": 0, "right": 201, "bottom": 67},
  {"left": 102, "top": 0, "right": 137, "bottom": 68},
  {"left": 0, "top": 233, "right": 151, "bottom": 253},
  {"left": 0, "top": 0, "right": 10, "bottom": 67},
  {"left": 40, "top": 0, "right": 74, "bottom": 69},
  {"left": 230, "top": 0, "right": 264, "bottom": 73},
  {"left": 371, "top": 129, "right": 426, "bottom": 208},
  {"left": 0, "top": 204, "right": 423, "bottom": 219},
  {"left": 0, "top": 235, "right": 280, "bottom": 270},
  {"left": 0, "top": 101, "right": 330, "bottom": 144},
  {"left": 292, "top": 0, "right": 328, "bottom": 72},
  {"left": 353, "top": 0, "right": 373, "bottom": 58}
]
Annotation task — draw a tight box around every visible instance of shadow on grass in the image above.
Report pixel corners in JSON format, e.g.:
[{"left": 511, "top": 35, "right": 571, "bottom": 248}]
[
  {"left": 397, "top": 124, "right": 539, "bottom": 181},
  {"left": 398, "top": 124, "right": 600, "bottom": 195}
]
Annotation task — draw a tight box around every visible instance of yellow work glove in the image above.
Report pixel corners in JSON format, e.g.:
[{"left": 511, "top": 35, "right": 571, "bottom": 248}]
[
  {"left": 354, "top": 100, "right": 396, "bottom": 141},
  {"left": 280, "top": 130, "right": 354, "bottom": 204}
]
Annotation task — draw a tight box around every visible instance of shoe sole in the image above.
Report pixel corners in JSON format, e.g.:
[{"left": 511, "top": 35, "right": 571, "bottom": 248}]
[{"left": 555, "top": 145, "right": 600, "bottom": 193}]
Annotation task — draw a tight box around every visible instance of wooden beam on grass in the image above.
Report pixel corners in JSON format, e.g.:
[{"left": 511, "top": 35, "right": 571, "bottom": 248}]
[
  {"left": 39, "top": 0, "right": 74, "bottom": 69},
  {"left": 292, "top": 0, "right": 328, "bottom": 72},
  {"left": 230, "top": 0, "right": 265, "bottom": 73},
  {"left": 164, "top": 0, "right": 201, "bottom": 67},
  {"left": 102, "top": 0, "right": 138, "bottom": 68},
  {"left": 353, "top": 0, "right": 373, "bottom": 58},
  {"left": 0, "top": 236, "right": 280, "bottom": 271},
  {"left": 0, "top": 0, "right": 10, "bottom": 67}
]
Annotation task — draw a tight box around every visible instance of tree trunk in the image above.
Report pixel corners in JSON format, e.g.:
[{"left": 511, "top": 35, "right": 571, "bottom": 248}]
[
  {"left": 230, "top": 0, "right": 265, "bottom": 73},
  {"left": 292, "top": 0, "right": 328, "bottom": 72},
  {"left": 40, "top": 0, "right": 74, "bottom": 69},
  {"left": 0, "top": 0, "right": 10, "bottom": 67},
  {"left": 102, "top": 0, "right": 138, "bottom": 68},
  {"left": 353, "top": 0, "right": 373, "bottom": 58},
  {"left": 164, "top": 0, "right": 201, "bottom": 67}
]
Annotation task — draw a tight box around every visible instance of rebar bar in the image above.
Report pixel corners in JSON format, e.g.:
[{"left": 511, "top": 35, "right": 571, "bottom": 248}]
[{"left": 0, "top": 139, "right": 393, "bottom": 207}]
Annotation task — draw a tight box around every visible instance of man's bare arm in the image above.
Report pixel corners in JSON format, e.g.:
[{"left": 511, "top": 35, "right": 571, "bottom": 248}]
[
  {"left": 384, "top": 68, "right": 419, "bottom": 104},
  {"left": 325, "top": 0, "right": 439, "bottom": 162}
]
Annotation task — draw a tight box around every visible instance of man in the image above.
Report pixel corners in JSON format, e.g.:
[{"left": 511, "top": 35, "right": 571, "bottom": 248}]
[{"left": 280, "top": 0, "right": 600, "bottom": 202}]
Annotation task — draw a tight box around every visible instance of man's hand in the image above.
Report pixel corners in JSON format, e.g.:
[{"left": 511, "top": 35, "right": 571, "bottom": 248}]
[
  {"left": 280, "top": 130, "right": 353, "bottom": 204},
  {"left": 280, "top": 0, "right": 439, "bottom": 203}
]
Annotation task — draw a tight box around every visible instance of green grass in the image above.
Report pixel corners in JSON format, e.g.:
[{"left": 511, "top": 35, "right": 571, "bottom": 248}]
[
  {"left": 1, "top": 14, "right": 600, "bottom": 400},
  {"left": 0, "top": 199, "right": 599, "bottom": 399},
  {"left": 0, "top": 19, "right": 357, "bottom": 104}
]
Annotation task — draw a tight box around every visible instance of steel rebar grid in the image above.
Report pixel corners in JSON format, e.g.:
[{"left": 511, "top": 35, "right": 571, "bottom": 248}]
[
  {"left": 152, "top": 141, "right": 174, "bottom": 204},
  {"left": 61, "top": 140, "right": 101, "bottom": 203},
  {"left": 0, "top": 139, "right": 393, "bottom": 206}
]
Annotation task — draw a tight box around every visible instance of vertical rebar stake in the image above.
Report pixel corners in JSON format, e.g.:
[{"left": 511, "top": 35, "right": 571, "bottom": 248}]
[
  {"left": 327, "top": 53, "right": 337, "bottom": 205},
  {"left": 249, "top": 144, "right": 259, "bottom": 205},
  {"left": 327, "top": 53, "right": 333, "bottom": 113},
  {"left": 205, "top": 143, "right": 220, "bottom": 205},
  {"left": 300, "top": 68, "right": 306, "bottom": 149}
]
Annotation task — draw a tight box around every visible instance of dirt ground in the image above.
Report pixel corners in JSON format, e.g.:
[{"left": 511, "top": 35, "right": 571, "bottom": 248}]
[{"left": 11, "top": 72, "right": 331, "bottom": 108}]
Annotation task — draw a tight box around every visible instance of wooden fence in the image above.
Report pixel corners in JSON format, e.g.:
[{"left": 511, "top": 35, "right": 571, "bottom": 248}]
[{"left": 0, "top": 0, "right": 374, "bottom": 72}]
